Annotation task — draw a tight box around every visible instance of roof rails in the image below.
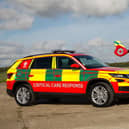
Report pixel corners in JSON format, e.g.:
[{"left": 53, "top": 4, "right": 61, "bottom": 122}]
[
  {"left": 53, "top": 50, "right": 75, "bottom": 54},
  {"left": 24, "top": 53, "right": 52, "bottom": 58},
  {"left": 24, "top": 50, "right": 75, "bottom": 58}
]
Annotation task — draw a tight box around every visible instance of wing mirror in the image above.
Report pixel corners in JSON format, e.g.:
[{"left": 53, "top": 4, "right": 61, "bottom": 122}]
[{"left": 70, "top": 64, "right": 80, "bottom": 69}]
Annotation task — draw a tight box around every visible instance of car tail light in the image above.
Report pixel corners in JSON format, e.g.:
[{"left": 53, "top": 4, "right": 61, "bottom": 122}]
[{"left": 7, "top": 73, "right": 13, "bottom": 79}]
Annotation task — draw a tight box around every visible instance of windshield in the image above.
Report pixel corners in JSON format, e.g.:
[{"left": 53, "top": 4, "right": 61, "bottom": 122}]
[{"left": 75, "top": 55, "right": 108, "bottom": 69}]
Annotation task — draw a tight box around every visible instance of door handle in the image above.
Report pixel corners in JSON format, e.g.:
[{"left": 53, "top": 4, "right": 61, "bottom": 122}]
[
  {"left": 54, "top": 75, "right": 61, "bottom": 77},
  {"left": 28, "top": 75, "right": 34, "bottom": 77}
]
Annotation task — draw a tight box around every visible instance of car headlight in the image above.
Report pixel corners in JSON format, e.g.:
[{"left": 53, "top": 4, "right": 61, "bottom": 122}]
[{"left": 110, "top": 74, "right": 129, "bottom": 78}]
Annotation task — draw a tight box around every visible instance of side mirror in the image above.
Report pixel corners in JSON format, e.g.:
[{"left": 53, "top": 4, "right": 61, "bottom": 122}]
[{"left": 71, "top": 64, "right": 80, "bottom": 69}]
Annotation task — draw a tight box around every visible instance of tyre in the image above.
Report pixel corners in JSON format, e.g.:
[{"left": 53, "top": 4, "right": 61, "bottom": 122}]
[
  {"left": 15, "top": 84, "right": 35, "bottom": 106},
  {"left": 89, "top": 82, "right": 114, "bottom": 107}
]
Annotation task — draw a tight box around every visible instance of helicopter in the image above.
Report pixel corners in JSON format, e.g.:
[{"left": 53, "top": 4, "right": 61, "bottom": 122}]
[{"left": 114, "top": 41, "right": 129, "bottom": 57}]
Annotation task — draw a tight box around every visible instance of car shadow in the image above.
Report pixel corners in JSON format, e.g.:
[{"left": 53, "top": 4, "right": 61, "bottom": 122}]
[
  {"left": 116, "top": 98, "right": 129, "bottom": 105},
  {"left": 35, "top": 97, "right": 90, "bottom": 105},
  {"left": 34, "top": 97, "right": 129, "bottom": 106}
]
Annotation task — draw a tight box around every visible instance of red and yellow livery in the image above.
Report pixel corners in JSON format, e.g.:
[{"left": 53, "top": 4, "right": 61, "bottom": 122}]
[{"left": 6, "top": 50, "right": 129, "bottom": 107}]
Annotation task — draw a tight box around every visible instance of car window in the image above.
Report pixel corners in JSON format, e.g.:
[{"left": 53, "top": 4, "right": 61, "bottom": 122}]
[
  {"left": 31, "top": 57, "right": 52, "bottom": 69},
  {"left": 75, "top": 55, "right": 108, "bottom": 68},
  {"left": 56, "top": 56, "right": 76, "bottom": 69},
  {"left": 18, "top": 59, "right": 32, "bottom": 69}
]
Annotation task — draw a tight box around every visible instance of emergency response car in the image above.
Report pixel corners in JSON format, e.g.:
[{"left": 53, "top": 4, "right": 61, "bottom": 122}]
[{"left": 6, "top": 50, "right": 129, "bottom": 107}]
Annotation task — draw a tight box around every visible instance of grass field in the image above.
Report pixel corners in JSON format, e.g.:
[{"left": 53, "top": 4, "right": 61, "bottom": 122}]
[
  {"left": 108, "top": 62, "right": 129, "bottom": 67},
  {"left": 0, "top": 72, "right": 7, "bottom": 83},
  {"left": 0, "top": 67, "right": 8, "bottom": 83}
]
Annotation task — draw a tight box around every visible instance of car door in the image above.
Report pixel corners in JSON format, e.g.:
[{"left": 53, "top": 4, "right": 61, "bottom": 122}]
[
  {"left": 29, "top": 56, "right": 55, "bottom": 92},
  {"left": 53, "top": 56, "right": 86, "bottom": 94}
]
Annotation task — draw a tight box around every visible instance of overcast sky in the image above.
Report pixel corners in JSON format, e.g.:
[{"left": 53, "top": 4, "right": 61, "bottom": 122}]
[{"left": 1, "top": 0, "right": 129, "bottom": 66}]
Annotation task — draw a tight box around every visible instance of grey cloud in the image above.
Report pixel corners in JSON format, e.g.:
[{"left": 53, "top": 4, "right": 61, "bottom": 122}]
[
  {"left": 74, "top": 38, "right": 129, "bottom": 63},
  {"left": 30, "top": 38, "right": 129, "bottom": 63},
  {"left": 0, "top": 41, "right": 25, "bottom": 67},
  {"left": 29, "top": 40, "right": 66, "bottom": 54},
  {"left": 87, "top": 38, "right": 115, "bottom": 62},
  {"left": 0, "top": 40, "right": 66, "bottom": 67},
  {"left": 11, "top": 0, "right": 129, "bottom": 17},
  {"left": 0, "top": 42, "right": 24, "bottom": 55},
  {"left": 0, "top": 8, "right": 19, "bottom": 20},
  {"left": 1, "top": 39, "right": 129, "bottom": 67},
  {"left": 0, "top": 8, "right": 34, "bottom": 30},
  {"left": 1, "top": 0, "right": 129, "bottom": 30}
]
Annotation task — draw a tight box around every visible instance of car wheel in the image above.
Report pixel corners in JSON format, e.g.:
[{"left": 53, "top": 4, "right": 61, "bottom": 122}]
[
  {"left": 15, "top": 84, "right": 35, "bottom": 106},
  {"left": 89, "top": 82, "right": 114, "bottom": 107}
]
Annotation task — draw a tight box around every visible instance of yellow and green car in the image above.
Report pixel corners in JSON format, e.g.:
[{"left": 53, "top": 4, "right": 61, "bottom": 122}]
[{"left": 6, "top": 50, "right": 129, "bottom": 107}]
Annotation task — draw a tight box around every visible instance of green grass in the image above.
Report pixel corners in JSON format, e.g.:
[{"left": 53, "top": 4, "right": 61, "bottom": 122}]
[
  {"left": 0, "top": 67, "right": 8, "bottom": 83},
  {"left": 108, "top": 62, "right": 129, "bottom": 67},
  {"left": 0, "top": 72, "right": 7, "bottom": 82}
]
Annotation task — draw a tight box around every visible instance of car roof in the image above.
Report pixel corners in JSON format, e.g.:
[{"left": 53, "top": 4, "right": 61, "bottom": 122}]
[
  {"left": 18, "top": 50, "right": 87, "bottom": 61},
  {"left": 22, "top": 50, "right": 86, "bottom": 58},
  {"left": 24, "top": 53, "right": 85, "bottom": 58},
  {"left": 68, "top": 53, "right": 86, "bottom": 56}
]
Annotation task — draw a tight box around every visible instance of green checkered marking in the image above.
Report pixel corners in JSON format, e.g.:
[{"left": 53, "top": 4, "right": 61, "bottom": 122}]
[
  {"left": 54, "top": 70, "right": 62, "bottom": 81},
  {"left": 80, "top": 70, "right": 98, "bottom": 81},
  {"left": 15, "top": 69, "right": 31, "bottom": 81},
  {"left": 46, "top": 69, "right": 54, "bottom": 81}
]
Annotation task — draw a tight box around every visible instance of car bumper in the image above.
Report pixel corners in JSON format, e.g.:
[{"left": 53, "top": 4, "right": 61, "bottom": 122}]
[
  {"left": 116, "top": 93, "right": 129, "bottom": 98},
  {"left": 119, "top": 87, "right": 129, "bottom": 91}
]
